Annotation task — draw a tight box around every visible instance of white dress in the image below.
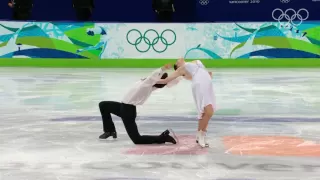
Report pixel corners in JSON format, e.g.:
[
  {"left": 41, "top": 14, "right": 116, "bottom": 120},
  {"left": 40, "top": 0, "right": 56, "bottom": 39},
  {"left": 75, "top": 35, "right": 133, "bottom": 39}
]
[{"left": 184, "top": 60, "right": 216, "bottom": 119}]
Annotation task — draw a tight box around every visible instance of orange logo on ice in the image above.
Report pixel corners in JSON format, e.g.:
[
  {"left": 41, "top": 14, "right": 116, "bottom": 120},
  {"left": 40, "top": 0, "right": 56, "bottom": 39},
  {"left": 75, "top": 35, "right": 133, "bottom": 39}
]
[{"left": 223, "top": 136, "right": 320, "bottom": 157}]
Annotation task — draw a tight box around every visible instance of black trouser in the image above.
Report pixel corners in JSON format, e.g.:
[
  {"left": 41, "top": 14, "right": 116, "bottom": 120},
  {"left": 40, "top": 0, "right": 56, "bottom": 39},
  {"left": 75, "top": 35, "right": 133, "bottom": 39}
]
[
  {"left": 75, "top": 8, "right": 92, "bottom": 21},
  {"left": 12, "top": 8, "right": 32, "bottom": 20},
  {"left": 99, "top": 101, "right": 166, "bottom": 144},
  {"left": 157, "top": 11, "right": 173, "bottom": 22}
]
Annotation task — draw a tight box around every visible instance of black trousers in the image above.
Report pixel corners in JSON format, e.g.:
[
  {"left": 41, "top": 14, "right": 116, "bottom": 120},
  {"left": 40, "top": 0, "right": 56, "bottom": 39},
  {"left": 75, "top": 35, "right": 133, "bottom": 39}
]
[
  {"left": 99, "top": 101, "right": 166, "bottom": 144},
  {"left": 12, "top": 8, "right": 32, "bottom": 20},
  {"left": 157, "top": 11, "right": 173, "bottom": 22},
  {"left": 75, "top": 8, "right": 92, "bottom": 21}
]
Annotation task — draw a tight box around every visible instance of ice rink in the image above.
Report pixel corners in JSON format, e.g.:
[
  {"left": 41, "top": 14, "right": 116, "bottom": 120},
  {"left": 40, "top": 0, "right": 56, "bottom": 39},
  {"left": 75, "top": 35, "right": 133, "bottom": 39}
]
[{"left": 0, "top": 68, "right": 320, "bottom": 180}]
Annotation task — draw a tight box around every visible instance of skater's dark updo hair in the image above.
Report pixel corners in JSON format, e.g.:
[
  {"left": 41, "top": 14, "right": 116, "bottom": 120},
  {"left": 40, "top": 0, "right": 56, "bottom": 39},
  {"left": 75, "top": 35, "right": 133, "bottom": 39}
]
[
  {"left": 153, "top": 73, "right": 168, "bottom": 88},
  {"left": 173, "top": 64, "right": 178, "bottom": 70}
]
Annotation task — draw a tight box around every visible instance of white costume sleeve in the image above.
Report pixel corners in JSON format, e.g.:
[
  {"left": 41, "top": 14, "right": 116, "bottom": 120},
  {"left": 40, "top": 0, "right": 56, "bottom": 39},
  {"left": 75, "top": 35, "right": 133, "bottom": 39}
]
[{"left": 143, "top": 68, "right": 164, "bottom": 86}]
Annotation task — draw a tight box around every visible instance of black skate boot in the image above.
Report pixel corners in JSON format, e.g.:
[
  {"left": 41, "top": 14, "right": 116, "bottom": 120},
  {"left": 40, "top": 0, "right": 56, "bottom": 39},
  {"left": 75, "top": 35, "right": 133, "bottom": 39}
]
[
  {"left": 99, "top": 132, "right": 117, "bottom": 139},
  {"left": 160, "top": 129, "right": 170, "bottom": 136},
  {"left": 160, "top": 129, "right": 177, "bottom": 144}
]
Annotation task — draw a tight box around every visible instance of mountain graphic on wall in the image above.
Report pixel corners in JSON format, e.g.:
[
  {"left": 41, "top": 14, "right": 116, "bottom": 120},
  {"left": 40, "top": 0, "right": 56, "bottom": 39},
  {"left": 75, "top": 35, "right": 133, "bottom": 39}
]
[{"left": 0, "top": 22, "right": 102, "bottom": 59}]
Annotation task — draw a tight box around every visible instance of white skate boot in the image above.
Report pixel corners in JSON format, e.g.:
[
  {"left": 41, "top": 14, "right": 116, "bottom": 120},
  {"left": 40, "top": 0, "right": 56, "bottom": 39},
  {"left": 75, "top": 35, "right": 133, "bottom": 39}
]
[
  {"left": 196, "top": 131, "right": 209, "bottom": 147},
  {"left": 197, "top": 130, "right": 206, "bottom": 148},
  {"left": 204, "top": 131, "right": 209, "bottom": 147}
]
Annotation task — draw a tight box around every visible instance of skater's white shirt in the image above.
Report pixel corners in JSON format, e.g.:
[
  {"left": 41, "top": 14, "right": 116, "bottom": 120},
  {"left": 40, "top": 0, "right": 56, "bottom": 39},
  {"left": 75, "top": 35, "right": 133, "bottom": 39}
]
[{"left": 122, "top": 68, "right": 180, "bottom": 106}]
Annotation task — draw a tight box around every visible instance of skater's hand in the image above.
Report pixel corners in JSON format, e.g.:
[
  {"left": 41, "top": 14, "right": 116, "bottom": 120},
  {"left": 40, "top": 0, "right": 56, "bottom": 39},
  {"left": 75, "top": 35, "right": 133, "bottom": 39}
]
[{"left": 208, "top": 71, "right": 213, "bottom": 78}]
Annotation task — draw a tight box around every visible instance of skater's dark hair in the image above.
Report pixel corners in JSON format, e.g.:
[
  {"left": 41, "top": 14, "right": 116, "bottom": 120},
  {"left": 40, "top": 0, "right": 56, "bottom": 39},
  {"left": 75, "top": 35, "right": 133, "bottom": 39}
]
[
  {"left": 153, "top": 73, "right": 168, "bottom": 88},
  {"left": 173, "top": 64, "right": 178, "bottom": 70}
]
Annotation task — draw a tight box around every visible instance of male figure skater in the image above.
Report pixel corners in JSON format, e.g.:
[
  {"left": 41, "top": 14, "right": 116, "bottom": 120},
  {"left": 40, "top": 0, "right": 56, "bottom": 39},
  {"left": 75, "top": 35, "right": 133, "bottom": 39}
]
[{"left": 98, "top": 64, "right": 179, "bottom": 144}]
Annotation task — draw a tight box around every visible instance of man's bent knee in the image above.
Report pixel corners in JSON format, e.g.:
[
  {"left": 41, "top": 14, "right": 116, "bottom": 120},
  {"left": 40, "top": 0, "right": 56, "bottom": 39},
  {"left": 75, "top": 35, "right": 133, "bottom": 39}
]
[
  {"left": 99, "top": 101, "right": 107, "bottom": 109},
  {"left": 128, "top": 133, "right": 142, "bottom": 144},
  {"left": 131, "top": 136, "right": 143, "bottom": 144}
]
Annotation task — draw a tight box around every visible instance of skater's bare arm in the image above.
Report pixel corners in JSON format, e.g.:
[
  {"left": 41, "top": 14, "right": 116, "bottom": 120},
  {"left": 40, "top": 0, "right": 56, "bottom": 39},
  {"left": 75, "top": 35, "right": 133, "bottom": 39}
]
[
  {"left": 144, "top": 64, "right": 171, "bottom": 85},
  {"left": 156, "top": 69, "right": 182, "bottom": 84},
  {"left": 183, "top": 75, "right": 192, "bottom": 80},
  {"left": 166, "top": 77, "right": 182, "bottom": 87}
]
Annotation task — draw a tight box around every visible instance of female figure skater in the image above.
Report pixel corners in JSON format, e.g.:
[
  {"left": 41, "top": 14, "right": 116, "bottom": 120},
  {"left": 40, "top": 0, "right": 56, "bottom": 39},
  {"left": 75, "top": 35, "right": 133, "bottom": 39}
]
[{"left": 157, "top": 58, "right": 215, "bottom": 147}]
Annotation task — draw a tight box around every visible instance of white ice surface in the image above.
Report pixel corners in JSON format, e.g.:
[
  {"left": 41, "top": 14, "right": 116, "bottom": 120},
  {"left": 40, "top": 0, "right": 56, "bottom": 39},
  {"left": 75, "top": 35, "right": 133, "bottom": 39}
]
[{"left": 0, "top": 68, "right": 320, "bottom": 180}]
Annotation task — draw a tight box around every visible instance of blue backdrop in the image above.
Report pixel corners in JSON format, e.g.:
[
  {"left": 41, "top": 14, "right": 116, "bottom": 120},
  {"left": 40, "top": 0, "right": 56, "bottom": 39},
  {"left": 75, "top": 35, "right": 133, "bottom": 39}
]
[{"left": 0, "top": 0, "right": 319, "bottom": 22}]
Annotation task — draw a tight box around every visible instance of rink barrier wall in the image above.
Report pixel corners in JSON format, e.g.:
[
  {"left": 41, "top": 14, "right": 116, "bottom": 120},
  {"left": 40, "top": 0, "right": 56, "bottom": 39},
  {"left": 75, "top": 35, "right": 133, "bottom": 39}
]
[
  {"left": 0, "top": 21, "right": 320, "bottom": 60},
  {"left": 0, "top": 58, "right": 320, "bottom": 68}
]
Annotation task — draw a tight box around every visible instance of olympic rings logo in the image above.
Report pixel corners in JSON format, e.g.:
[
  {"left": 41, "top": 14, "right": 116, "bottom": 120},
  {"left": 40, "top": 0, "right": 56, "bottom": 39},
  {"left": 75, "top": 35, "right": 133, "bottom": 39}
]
[
  {"left": 272, "top": 8, "right": 309, "bottom": 27},
  {"left": 126, "top": 29, "right": 176, "bottom": 53},
  {"left": 199, "top": 0, "right": 209, "bottom": 5},
  {"left": 280, "top": 0, "right": 290, "bottom": 3}
]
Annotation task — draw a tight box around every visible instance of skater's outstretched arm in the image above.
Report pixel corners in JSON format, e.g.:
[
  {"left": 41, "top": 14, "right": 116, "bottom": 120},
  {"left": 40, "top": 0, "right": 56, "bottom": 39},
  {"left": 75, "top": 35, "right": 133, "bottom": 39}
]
[
  {"left": 143, "top": 64, "right": 171, "bottom": 85},
  {"left": 166, "top": 77, "right": 182, "bottom": 88},
  {"left": 156, "top": 69, "right": 182, "bottom": 84}
]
